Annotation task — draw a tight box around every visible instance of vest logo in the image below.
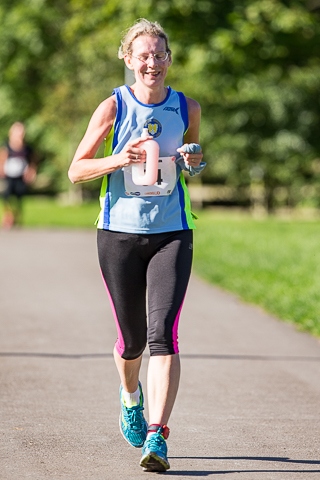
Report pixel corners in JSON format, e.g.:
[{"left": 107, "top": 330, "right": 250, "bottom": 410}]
[
  {"left": 144, "top": 118, "right": 162, "bottom": 138},
  {"left": 163, "top": 107, "right": 180, "bottom": 115}
]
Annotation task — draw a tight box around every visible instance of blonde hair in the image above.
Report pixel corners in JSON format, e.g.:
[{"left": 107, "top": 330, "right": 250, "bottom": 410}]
[{"left": 118, "top": 18, "right": 171, "bottom": 59}]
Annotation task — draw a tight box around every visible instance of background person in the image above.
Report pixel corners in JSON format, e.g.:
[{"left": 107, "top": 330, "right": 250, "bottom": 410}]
[
  {"left": 0, "top": 122, "right": 37, "bottom": 228},
  {"left": 68, "top": 18, "right": 205, "bottom": 472}
]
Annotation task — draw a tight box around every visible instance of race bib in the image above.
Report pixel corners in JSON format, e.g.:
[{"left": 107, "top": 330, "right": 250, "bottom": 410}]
[
  {"left": 124, "top": 156, "right": 177, "bottom": 197},
  {"left": 4, "top": 156, "right": 28, "bottom": 178}
]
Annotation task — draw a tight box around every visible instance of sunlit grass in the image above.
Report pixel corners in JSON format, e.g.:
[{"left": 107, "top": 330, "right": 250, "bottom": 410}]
[
  {"left": 193, "top": 209, "right": 320, "bottom": 336},
  {"left": 0, "top": 195, "right": 99, "bottom": 228}
]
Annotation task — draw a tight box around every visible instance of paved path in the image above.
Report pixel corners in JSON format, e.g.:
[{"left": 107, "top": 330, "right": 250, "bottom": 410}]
[{"left": 1, "top": 229, "right": 320, "bottom": 480}]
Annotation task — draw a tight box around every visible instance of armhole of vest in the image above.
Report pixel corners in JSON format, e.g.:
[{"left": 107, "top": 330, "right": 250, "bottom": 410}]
[
  {"left": 112, "top": 87, "right": 123, "bottom": 150},
  {"left": 177, "top": 91, "right": 189, "bottom": 134},
  {"left": 104, "top": 124, "right": 114, "bottom": 156}
]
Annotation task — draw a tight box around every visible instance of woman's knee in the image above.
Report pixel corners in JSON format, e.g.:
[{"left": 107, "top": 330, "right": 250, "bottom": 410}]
[
  {"left": 116, "top": 339, "right": 147, "bottom": 360},
  {"left": 148, "top": 336, "right": 179, "bottom": 357}
]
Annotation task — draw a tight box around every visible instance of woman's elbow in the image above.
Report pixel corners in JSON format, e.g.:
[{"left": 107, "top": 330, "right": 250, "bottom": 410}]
[{"left": 68, "top": 166, "right": 79, "bottom": 184}]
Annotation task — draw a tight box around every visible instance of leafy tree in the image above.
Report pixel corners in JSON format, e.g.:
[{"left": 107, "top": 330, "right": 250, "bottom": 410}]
[
  {"left": 0, "top": 0, "right": 319, "bottom": 209},
  {"left": 156, "top": 0, "right": 320, "bottom": 209},
  {"left": 0, "top": 0, "right": 70, "bottom": 190}
]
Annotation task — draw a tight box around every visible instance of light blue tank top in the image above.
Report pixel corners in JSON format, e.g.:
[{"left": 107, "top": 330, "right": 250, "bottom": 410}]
[{"left": 97, "top": 85, "right": 196, "bottom": 233}]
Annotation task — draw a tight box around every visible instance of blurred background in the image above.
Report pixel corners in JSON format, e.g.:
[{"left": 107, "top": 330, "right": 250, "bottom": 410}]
[
  {"left": 1, "top": 1, "right": 320, "bottom": 338},
  {"left": 0, "top": 0, "right": 319, "bottom": 213}
]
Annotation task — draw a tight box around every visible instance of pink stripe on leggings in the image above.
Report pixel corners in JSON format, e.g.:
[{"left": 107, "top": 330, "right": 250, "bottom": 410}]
[
  {"left": 100, "top": 270, "right": 125, "bottom": 357},
  {"left": 172, "top": 297, "right": 185, "bottom": 354}
]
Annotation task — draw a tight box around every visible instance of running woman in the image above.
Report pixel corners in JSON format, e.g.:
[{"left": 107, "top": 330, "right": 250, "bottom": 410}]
[
  {"left": 68, "top": 18, "right": 205, "bottom": 472},
  {"left": 0, "top": 122, "right": 37, "bottom": 228}
]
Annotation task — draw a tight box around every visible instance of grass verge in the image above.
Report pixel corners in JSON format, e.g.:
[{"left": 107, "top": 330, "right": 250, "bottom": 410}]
[
  {"left": 193, "top": 209, "right": 320, "bottom": 337},
  {"left": 1, "top": 196, "right": 99, "bottom": 229}
]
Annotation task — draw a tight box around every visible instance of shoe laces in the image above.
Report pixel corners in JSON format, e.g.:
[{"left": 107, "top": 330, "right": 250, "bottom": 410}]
[
  {"left": 123, "top": 404, "right": 145, "bottom": 430},
  {"left": 146, "top": 432, "right": 166, "bottom": 450}
]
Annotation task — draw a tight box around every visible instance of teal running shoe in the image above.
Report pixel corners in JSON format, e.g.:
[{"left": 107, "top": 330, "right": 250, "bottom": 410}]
[
  {"left": 140, "top": 425, "right": 170, "bottom": 472},
  {"left": 119, "top": 382, "right": 147, "bottom": 448}
]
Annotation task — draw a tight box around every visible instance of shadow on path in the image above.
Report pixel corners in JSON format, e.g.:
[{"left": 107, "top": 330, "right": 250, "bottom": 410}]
[
  {"left": 1, "top": 352, "right": 320, "bottom": 362},
  {"left": 166, "top": 456, "right": 320, "bottom": 477}
]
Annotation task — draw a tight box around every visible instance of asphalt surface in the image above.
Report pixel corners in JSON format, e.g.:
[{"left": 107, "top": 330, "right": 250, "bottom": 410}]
[{"left": 1, "top": 228, "right": 320, "bottom": 480}]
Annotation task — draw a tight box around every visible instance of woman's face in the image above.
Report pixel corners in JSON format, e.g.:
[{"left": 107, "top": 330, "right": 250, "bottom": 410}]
[{"left": 126, "top": 35, "right": 171, "bottom": 88}]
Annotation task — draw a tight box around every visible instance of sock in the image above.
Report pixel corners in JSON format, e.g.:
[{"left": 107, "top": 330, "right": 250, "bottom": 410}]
[
  {"left": 121, "top": 386, "right": 141, "bottom": 407},
  {"left": 147, "top": 424, "right": 170, "bottom": 439}
]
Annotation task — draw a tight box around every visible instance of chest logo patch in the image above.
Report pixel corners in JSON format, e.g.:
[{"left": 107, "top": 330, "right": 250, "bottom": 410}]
[{"left": 144, "top": 118, "right": 162, "bottom": 138}]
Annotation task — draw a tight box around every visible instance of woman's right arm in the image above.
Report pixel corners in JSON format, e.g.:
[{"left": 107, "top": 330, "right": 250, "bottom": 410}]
[
  {"left": 68, "top": 96, "right": 146, "bottom": 184},
  {"left": 0, "top": 146, "right": 8, "bottom": 178}
]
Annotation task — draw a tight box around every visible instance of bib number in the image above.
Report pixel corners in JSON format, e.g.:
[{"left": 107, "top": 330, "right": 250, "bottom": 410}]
[
  {"left": 124, "top": 156, "right": 177, "bottom": 197},
  {"left": 4, "top": 156, "right": 28, "bottom": 178}
]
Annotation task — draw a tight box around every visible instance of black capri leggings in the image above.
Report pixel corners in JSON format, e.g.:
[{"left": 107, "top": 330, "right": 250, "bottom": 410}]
[
  {"left": 97, "top": 229, "right": 193, "bottom": 360},
  {"left": 3, "top": 176, "right": 28, "bottom": 201}
]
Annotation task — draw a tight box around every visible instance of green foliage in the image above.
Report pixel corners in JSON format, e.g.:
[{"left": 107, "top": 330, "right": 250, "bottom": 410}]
[
  {"left": 193, "top": 209, "right": 320, "bottom": 336},
  {"left": 167, "top": 1, "right": 320, "bottom": 209},
  {"left": 0, "top": 1, "right": 319, "bottom": 207},
  {"left": 0, "top": 195, "right": 99, "bottom": 228}
]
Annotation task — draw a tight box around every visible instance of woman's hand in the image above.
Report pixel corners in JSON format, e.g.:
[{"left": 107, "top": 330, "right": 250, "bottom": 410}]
[
  {"left": 23, "top": 165, "right": 37, "bottom": 184},
  {"left": 120, "top": 136, "right": 150, "bottom": 167},
  {"left": 177, "top": 144, "right": 203, "bottom": 168}
]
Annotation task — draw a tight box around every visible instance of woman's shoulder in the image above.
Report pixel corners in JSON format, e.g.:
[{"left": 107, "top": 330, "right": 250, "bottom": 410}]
[
  {"left": 185, "top": 96, "right": 201, "bottom": 114},
  {"left": 173, "top": 88, "right": 201, "bottom": 113},
  {"left": 95, "top": 84, "right": 131, "bottom": 115},
  {"left": 92, "top": 94, "right": 118, "bottom": 125},
  {"left": 98, "top": 93, "right": 117, "bottom": 111}
]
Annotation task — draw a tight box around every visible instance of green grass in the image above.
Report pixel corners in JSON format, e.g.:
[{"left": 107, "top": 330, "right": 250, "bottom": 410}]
[
  {"left": 193, "top": 209, "right": 320, "bottom": 337},
  {"left": 2, "top": 197, "right": 320, "bottom": 336},
  {"left": 1, "top": 196, "right": 100, "bottom": 228}
]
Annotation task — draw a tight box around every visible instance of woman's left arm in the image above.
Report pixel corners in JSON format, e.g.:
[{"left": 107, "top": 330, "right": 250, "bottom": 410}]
[
  {"left": 177, "top": 97, "right": 204, "bottom": 170},
  {"left": 184, "top": 97, "right": 202, "bottom": 145}
]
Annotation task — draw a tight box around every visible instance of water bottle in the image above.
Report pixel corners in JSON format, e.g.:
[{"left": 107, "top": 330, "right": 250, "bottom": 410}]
[{"left": 132, "top": 128, "right": 159, "bottom": 185}]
